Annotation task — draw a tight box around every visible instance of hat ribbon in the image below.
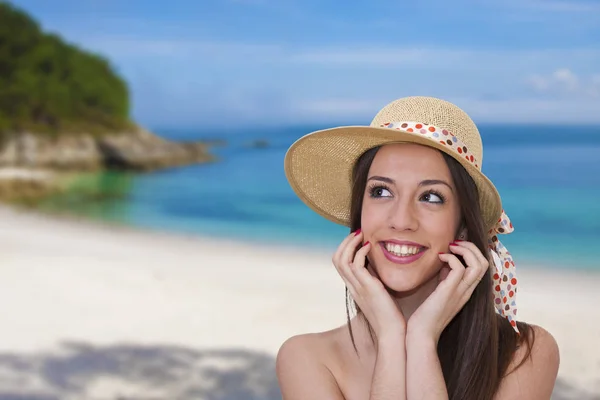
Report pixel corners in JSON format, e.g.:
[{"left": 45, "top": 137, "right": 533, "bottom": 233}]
[
  {"left": 488, "top": 210, "right": 520, "bottom": 334},
  {"left": 379, "top": 121, "right": 480, "bottom": 169}
]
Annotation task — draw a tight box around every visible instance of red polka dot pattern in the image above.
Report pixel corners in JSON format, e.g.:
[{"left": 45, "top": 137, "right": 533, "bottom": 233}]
[
  {"left": 487, "top": 210, "right": 520, "bottom": 334},
  {"left": 379, "top": 121, "right": 480, "bottom": 169}
]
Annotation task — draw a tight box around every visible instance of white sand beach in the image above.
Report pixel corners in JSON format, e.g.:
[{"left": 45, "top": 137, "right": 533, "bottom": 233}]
[{"left": 0, "top": 205, "right": 598, "bottom": 399}]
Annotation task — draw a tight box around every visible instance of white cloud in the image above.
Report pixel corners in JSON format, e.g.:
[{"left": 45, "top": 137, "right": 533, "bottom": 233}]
[
  {"left": 81, "top": 36, "right": 600, "bottom": 72},
  {"left": 134, "top": 87, "right": 600, "bottom": 126},
  {"left": 553, "top": 68, "right": 579, "bottom": 91},
  {"left": 290, "top": 98, "right": 387, "bottom": 122},
  {"left": 526, "top": 69, "right": 600, "bottom": 97},
  {"left": 285, "top": 96, "right": 600, "bottom": 124},
  {"left": 527, "top": 75, "right": 550, "bottom": 91},
  {"left": 454, "top": 97, "right": 600, "bottom": 123},
  {"left": 470, "top": 97, "right": 592, "bottom": 123},
  {"left": 292, "top": 48, "right": 600, "bottom": 72},
  {"left": 73, "top": 36, "right": 600, "bottom": 125}
]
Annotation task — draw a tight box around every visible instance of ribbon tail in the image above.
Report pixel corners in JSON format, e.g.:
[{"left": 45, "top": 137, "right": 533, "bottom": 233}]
[{"left": 488, "top": 211, "right": 520, "bottom": 334}]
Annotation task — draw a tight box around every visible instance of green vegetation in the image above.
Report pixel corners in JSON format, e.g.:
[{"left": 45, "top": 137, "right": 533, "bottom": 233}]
[{"left": 0, "top": 1, "right": 132, "bottom": 137}]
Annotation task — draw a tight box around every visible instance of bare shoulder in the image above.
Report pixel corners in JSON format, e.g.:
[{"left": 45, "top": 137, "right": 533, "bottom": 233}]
[
  {"left": 276, "top": 329, "right": 346, "bottom": 400},
  {"left": 495, "top": 324, "right": 560, "bottom": 399}
]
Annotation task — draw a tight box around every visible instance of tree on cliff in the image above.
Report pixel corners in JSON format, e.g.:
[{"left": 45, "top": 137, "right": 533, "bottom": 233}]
[{"left": 0, "top": 1, "right": 131, "bottom": 136}]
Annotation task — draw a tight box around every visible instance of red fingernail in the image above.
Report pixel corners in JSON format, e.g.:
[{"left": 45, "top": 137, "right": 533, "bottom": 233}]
[
  {"left": 363, "top": 241, "right": 370, "bottom": 247},
  {"left": 438, "top": 252, "right": 445, "bottom": 255},
  {"left": 449, "top": 243, "right": 458, "bottom": 246},
  {"left": 354, "top": 229, "right": 362, "bottom": 236}
]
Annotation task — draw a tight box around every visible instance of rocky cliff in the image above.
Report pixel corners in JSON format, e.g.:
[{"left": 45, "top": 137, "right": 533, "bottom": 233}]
[
  {"left": 0, "top": 128, "right": 216, "bottom": 201},
  {"left": 0, "top": 127, "right": 214, "bottom": 171}
]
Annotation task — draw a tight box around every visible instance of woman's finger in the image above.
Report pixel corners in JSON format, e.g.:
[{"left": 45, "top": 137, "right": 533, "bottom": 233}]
[
  {"left": 449, "top": 243, "right": 487, "bottom": 287},
  {"left": 333, "top": 230, "right": 361, "bottom": 266},
  {"left": 455, "top": 240, "right": 489, "bottom": 269},
  {"left": 450, "top": 245, "right": 485, "bottom": 292},
  {"left": 336, "top": 236, "right": 365, "bottom": 291},
  {"left": 352, "top": 241, "right": 370, "bottom": 268},
  {"left": 449, "top": 243, "right": 479, "bottom": 267},
  {"left": 449, "top": 243, "right": 482, "bottom": 274},
  {"left": 349, "top": 241, "right": 374, "bottom": 285},
  {"left": 338, "top": 261, "right": 362, "bottom": 293},
  {"left": 331, "top": 229, "right": 360, "bottom": 273},
  {"left": 346, "top": 241, "right": 372, "bottom": 290},
  {"left": 343, "top": 233, "right": 365, "bottom": 265},
  {"left": 437, "top": 253, "right": 466, "bottom": 289}
]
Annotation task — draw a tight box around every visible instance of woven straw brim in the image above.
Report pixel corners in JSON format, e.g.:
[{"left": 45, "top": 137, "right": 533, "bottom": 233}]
[{"left": 284, "top": 126, "right": 502, "bottom": 231}]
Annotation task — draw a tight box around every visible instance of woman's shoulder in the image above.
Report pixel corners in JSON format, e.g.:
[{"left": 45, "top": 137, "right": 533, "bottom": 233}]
[
  {"left": 276, "top": 331, "right": 330, "bottom": 363},
  {"left": 275, "top": 326, "right": 355, "bottom": 399},
  {"left": 494, "top": 324, "right": 560, "bottom": 399},
  {"left": 276, "top": 325, "right": 347, "bottom": 370},
  {"left": 511, "top": 324, "right": 560, "bottom": 372}
]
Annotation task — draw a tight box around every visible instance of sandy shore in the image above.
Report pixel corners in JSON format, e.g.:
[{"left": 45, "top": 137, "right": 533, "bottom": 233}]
[{"left": 0, "top": 205, "right": 598, "bottom": 399}]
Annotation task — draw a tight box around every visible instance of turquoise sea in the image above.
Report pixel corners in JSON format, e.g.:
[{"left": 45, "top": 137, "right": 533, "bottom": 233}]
[{"left": 35, "top": 124, "right": 600, "bottom": 270}]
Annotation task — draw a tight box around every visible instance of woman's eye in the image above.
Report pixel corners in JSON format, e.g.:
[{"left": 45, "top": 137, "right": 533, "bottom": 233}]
[
  {"left": 371, "top": 186, "right": 392, "bottom": 197},
  {"left": 422, "top": 192, "right": 444, "bottom": 203}
]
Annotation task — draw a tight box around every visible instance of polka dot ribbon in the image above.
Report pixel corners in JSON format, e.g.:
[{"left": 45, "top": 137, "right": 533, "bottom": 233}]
[
  {"left": 379, "top": 121, "right": 480, "bottom": 169},
  {"left": 379, "top": 121, "right": 520, "bottom": 334},
  {"left": 489, "top": 211, "right": 519, "bottom": 334}
]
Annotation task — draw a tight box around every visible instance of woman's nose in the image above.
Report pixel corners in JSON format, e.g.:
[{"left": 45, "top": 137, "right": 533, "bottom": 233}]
[{"left": 388, "top": 200, "right": 419, "bottom": 232}]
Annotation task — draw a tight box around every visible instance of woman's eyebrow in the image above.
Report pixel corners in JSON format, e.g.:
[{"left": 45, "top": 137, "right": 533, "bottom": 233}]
[
  {"left": 419, "top": 179, "right": 453, "bottom": 192},
  {"left": 367, "top": 175, "right": 394, "bottom": 184},
  {"left": 367, "top": 176, "right": 453, "bottom": 192}
]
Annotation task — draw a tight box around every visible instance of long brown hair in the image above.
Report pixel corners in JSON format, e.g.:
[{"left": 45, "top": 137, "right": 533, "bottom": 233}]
[{"left": 346, "top": 145, "right": 535, "bottom": 400}]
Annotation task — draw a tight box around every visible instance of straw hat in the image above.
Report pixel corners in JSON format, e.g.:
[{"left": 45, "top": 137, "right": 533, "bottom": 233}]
[{"left": 284, "top": 96, "right": 502, "bottom": 231}]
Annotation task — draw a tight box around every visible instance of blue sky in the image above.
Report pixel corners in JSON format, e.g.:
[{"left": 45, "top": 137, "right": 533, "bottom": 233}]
[{"left": 10, "top": 0, "right": 600, "bottom": 128}]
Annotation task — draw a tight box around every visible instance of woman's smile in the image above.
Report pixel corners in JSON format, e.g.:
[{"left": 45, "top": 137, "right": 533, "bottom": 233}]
[{"left": 379, "top": 240, "right": 428, "bottom": 264}]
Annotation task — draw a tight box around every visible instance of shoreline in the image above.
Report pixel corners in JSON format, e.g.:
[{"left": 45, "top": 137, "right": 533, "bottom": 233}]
[
  {"left": 5, "top": 200, "right": 597, "bottom": 273},
  {"left": 0, "top": 204, "right": 599, "bottom": 398}
]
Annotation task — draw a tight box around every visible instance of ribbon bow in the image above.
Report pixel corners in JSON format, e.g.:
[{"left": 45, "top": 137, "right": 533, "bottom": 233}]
[{"left": 487, "top": 210, "right": 519, "bottom": 334}]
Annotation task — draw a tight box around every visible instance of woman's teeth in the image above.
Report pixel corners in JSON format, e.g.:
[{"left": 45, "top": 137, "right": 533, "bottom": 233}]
[{"left": 384, "top": 243, "right": 422, "bottom": 257}]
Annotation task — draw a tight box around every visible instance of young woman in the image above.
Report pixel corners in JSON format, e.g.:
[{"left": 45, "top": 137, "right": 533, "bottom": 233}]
[{"left": 277, "top": 97, "right": 559, "bottom": 399}]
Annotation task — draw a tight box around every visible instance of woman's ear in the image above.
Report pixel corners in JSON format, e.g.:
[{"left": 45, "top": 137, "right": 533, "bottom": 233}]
[{"left": 457, "top": 228, "right": 468, "bottom": 241}]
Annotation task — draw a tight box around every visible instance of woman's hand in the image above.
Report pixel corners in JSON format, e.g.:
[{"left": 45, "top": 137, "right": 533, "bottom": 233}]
[
  {"left": 332, "top": 230, "right": 406, "bottom": 341},
  {"left": 406, "top": 240, "right": 489, "bottom": 344}
]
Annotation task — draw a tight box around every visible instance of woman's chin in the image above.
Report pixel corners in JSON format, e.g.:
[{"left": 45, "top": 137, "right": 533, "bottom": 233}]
[{"left": 376, "top": 266, "right": 439, "bottom": 294}]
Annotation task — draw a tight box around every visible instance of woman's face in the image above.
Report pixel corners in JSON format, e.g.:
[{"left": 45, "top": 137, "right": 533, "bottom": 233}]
[{"left": 361, "top": 143, "right": 462, "bottom": 293}]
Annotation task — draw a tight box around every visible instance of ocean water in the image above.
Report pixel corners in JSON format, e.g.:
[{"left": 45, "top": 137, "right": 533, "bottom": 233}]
[{"left": 35, "top": 124, "right": 600, "bottom": 270}]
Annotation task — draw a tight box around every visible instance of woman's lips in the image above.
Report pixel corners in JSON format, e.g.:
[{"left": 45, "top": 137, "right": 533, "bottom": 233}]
[{"left": 380, "top": 242, "right": 427, "bottom": 265}]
